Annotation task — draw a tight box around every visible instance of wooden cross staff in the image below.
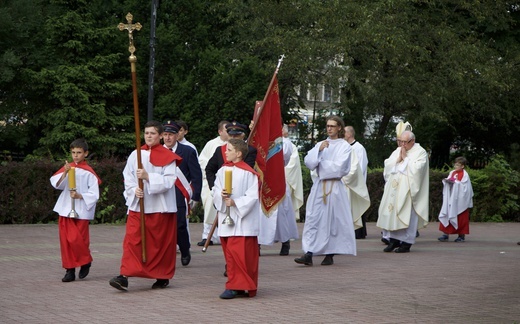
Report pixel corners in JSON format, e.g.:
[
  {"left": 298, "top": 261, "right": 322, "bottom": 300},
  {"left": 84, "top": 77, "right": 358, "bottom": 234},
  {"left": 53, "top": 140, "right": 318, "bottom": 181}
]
[{"left": 118, "top": 13, "right": 147, "bottom": 263}]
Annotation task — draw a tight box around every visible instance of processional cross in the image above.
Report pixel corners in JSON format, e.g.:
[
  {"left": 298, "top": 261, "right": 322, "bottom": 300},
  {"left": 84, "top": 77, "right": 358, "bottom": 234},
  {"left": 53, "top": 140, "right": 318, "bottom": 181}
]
[
  {"left": 118, "top": 13, "right": 142, "bottom": 64},
  {"left": 117, "top": 13, "right": 146, "bottom": 263}
]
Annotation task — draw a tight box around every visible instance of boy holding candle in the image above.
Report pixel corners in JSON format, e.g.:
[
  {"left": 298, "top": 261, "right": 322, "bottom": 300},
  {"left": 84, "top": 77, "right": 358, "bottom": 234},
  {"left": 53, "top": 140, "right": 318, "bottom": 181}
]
[
  {"left": 212, "top": 138, "right": 261, "bottom": 299},
  {"left": 50, "top": 138, "right": 101, "bottom": 282}
]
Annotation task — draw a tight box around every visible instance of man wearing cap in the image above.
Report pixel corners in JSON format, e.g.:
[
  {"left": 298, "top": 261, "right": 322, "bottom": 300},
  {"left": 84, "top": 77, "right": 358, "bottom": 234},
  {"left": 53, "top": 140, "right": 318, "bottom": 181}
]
[
  {"left": 163, "top": 120, "right": 203, "bottom": 266},
  {"left": 377, "top": 128, "right": 429, "bottom": 253},
  {"left": 197, "top": 121, "right": 230, "bottom": 247}
]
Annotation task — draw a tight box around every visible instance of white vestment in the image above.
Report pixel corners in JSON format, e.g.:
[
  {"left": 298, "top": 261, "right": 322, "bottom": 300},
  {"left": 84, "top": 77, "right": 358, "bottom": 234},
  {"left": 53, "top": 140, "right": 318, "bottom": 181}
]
[
  {"left": 123, "top": 150, "right": 178, "bottom": 213},
  {"left": 213, "top": 166, "right": 260, "bottom": 237},
  {"left": 258, "top": 138, "right": 299, "bottom": 245},
  {"left": 377, "top": 143, "right": 429, "bottom": 244},
  {"left": 50, "top": 167, "right": 100, "bottom": 220},
  {"left": 199, "top": 136, "right": 226, "bottom": 241},
  {"left": 342, "top": 150, "right": 370, "bottom": 229},
  {"left": 351, "top": 141, "right": 368, "bottom": 180},
  {"left": 302, "top": 138, "right": 357, "bottom": 256},
  {"left": 438, "top": 170, "right": 473, "bottom": 229},
  {"left": 286, "top": 142, "right": 304, "bottom": 219}
]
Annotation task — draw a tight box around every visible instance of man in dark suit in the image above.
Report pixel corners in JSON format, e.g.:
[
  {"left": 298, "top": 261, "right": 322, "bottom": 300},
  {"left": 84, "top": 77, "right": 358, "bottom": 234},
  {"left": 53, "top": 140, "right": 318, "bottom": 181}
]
[{"left": 163, "top": 120, "right": 203, "bottom": 266}]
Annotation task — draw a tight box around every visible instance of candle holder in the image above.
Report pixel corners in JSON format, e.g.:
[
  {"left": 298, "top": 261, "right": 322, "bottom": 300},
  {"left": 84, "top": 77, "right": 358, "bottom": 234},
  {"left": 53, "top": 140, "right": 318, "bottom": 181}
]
[
  {"left": 222, "top": 168, "right": 234, "bottom": 226},
  {"left": 68, "top": 188, "right": 79, "bottom": 218}
]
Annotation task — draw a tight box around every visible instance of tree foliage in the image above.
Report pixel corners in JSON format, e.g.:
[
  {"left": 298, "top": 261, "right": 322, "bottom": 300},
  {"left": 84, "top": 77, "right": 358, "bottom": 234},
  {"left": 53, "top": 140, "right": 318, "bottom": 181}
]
[{"left": 0, "top": 0, "right": 518, "bottom": 169}]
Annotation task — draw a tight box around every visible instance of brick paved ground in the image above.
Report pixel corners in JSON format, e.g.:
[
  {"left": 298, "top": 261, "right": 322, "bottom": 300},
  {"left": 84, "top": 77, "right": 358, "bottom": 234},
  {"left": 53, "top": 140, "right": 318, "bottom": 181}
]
[{"left": 1, "top": 222, "right": 519, "bottom": 323}]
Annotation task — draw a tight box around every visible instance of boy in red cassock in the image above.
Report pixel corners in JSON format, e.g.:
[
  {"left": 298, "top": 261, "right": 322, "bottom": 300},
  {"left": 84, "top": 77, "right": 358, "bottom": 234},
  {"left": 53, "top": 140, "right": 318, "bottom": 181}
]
[
  {"left": 213, "top": 139, "right": 261, "bottom": 299},
  {"left": 110, "top": 121, "right": 182, "bottom": 291},
  {"left": 50, "top": 138, "right": 101, "bottom": 282}
]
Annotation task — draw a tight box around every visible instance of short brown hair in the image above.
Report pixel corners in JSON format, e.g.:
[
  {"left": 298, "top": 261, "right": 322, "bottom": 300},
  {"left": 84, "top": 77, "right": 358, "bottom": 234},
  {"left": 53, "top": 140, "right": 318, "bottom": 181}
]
[
  {"left": 326, "top": 115, "right": 345, "bottom": 138},
  {"left": 144, "top": 120, "right": 164, "bottom": 134},
  {"left": 228, "top": 138, "right": 248, "bottom": 160},
  {"left": 70, "top": 138, "right": 88, "bottom": 152},
  {"left": 454, "top": 156, "right": 467, "bottom": 166}
]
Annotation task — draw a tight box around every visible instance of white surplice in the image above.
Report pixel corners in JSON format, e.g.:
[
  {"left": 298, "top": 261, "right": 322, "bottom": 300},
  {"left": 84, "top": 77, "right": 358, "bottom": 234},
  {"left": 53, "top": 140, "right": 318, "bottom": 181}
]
[
  {"left": 213, "top": 166, "right": 260, "bottom": 237},
  {"left": 342, "top": 150, "right": 370, "bottom": 229},
  {"left": 438, "top": 170, "right": 473, "bottom": 229},
  {"left": 301, "top": 138, "right": 357, "bottom": 256},
  {"left": 50, "top": 168, "right": 99, "bottom": 220},
  {"left": 123, "top": 149, "right": 178, "bottom": 213},
  {"left": 351, "top": 141, "right": 369, "bottom": 180}
]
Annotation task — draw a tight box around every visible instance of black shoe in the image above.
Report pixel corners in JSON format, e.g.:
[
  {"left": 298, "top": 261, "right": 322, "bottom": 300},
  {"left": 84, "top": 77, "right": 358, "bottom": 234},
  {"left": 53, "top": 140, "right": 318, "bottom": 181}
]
[
  {"left": 321, "top": 254, "right": 334, "bottom": 266},
  {"left": 78, "top": 262, "right": 91, "bottom": 279},
  {"left": 152, "top": 279, "right": 169, "bottom": 289},
  {"left": 294, "top": 252, "right": 313, "bottom": 266},
  {"left": 383, "top": 238, "right": 401, "bottom": 252},
  {"left": 219, "top": 289, "right": 237, "bottom": 299},
  {"left": 181, "top": 252, "right": 191, "bottom": 266},
  {"left": 279, "top": 241, "right": 290, "bottom": 256},
  {"left": 381, "top": 238, "right": 390, "bottom": 245},
  {"left": 197, "top": 239, "right": 213, "bottom": 247},
  {"left": 109, "top": 275, "right": 128, "bottom": 291},
  {"left": 394, "top": 243, "right": 412, "bottom": 253},
  {"left": 62, "top": 268, "right": 75, "bottom": 282}
]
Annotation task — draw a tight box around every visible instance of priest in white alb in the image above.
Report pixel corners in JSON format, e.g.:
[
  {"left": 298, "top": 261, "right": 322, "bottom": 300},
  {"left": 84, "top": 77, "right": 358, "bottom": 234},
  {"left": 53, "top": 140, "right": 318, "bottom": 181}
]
[{"left": 377, "top": 130, "right": 429, "bottom": 253}]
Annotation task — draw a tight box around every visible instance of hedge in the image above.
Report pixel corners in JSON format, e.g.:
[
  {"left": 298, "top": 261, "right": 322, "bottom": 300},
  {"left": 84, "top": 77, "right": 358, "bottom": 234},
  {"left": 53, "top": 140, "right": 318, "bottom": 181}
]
[{"left": 0, "top": 155, "right": 518, "bottom": 224}]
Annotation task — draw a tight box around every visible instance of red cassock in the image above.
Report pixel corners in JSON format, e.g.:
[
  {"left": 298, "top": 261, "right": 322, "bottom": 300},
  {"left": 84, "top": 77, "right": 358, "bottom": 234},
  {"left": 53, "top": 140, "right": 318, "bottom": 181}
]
[
  {"left": 59, "top": 217, "right": 93, "bottom": 269},
  {"left": 120, "top": 211, "right": 177, "bottom": 279},
  {"left": 221, "top": 236, "right": 259, "bottom": 296}
]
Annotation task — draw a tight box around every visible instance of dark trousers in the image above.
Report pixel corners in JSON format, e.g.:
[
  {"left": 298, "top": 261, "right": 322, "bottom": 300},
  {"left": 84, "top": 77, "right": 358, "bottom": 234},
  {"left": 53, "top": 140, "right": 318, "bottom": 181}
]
[
  {"left": 355, "top": 214, "right": 367, "bottom": 239},
  {"left": 176, "top": 204, "right": 190, "bottom": 257}
]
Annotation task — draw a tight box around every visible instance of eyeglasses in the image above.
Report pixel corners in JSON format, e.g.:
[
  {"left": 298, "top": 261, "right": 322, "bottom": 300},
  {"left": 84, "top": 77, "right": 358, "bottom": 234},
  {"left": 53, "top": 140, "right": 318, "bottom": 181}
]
[
  {"left": 396, "top": 139, "right": 413, "bottom": 145},
  {"left": 326, "top": 124, "right": 338, "bottom": 128}
]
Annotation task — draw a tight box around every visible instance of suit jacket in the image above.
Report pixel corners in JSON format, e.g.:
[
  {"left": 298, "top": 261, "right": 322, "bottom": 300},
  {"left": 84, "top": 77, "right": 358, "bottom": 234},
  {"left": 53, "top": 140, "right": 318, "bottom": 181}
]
[
  {"left": 175, "top": 143, "right": 203, "bottom": 206},
  {"left": 205, "top": 143, "right": 257, "bottom": 190}
]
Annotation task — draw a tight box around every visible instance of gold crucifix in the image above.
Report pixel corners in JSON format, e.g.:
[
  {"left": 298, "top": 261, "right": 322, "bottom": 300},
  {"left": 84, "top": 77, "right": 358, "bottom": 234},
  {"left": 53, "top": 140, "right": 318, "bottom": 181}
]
[{"left": 118, "top": 13, "right": 142, "bottom": 63}]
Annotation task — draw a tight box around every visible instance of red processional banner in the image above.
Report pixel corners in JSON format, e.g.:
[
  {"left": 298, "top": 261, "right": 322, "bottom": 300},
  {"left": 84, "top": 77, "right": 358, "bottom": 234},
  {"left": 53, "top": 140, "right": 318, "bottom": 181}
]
[{"left": 249, "top": 77, "right": 286, "bottom": 215}]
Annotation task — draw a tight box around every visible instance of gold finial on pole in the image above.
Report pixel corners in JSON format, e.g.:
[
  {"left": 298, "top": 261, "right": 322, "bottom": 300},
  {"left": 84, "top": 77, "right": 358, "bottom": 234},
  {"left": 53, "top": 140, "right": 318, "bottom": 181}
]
[{"left": 118, "top": 13, "right": 142, "bottom": 63}]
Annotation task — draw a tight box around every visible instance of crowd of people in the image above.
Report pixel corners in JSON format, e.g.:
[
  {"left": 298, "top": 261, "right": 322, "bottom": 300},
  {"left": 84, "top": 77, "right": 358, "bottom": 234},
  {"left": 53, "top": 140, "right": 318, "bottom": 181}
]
[{"left": 51, "top": 116, "right": 483, "bottom": 299}]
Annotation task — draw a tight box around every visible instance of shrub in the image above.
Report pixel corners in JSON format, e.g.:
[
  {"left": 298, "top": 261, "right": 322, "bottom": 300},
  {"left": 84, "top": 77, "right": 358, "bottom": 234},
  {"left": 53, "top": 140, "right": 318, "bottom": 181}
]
[{"left": 0, "top": 155, "right": 518, "bottom": 224}]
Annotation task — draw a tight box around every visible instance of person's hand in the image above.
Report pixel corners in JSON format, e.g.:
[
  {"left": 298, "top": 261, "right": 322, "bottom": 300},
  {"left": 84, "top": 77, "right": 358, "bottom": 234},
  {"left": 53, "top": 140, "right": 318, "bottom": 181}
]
[
  {"left": 224, "top": 197, "right": 235, "bottom": 207},
  {"left": 64, "top": 161, "right": 71, "bottom": 172},
  {"left": 319, "top": 141, "right": 329, "bottom": 152},
  {"left": 136, "top": 168, "right": 149, "bottom": 181},
  {"left": 70, "top": 190, "right": 82, "bottom": 199},
  {"left": 397, "top": 146, "right": 407, "bottom": 162},
  {"left": 221, "top": 190, "right": 230, "bottom": 198},
  {"left": 135, "top": 187, "right": 144, "bottom": 198}
]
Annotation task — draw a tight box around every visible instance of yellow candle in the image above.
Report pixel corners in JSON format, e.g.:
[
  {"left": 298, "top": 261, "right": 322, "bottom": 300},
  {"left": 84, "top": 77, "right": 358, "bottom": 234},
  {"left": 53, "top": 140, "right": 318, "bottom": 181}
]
[
  {"left": 68, "top": 167, "right": 76, "bottom": 189},
  {"left": 224, "top": 169, "right": 232, "bottom": 194}
]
